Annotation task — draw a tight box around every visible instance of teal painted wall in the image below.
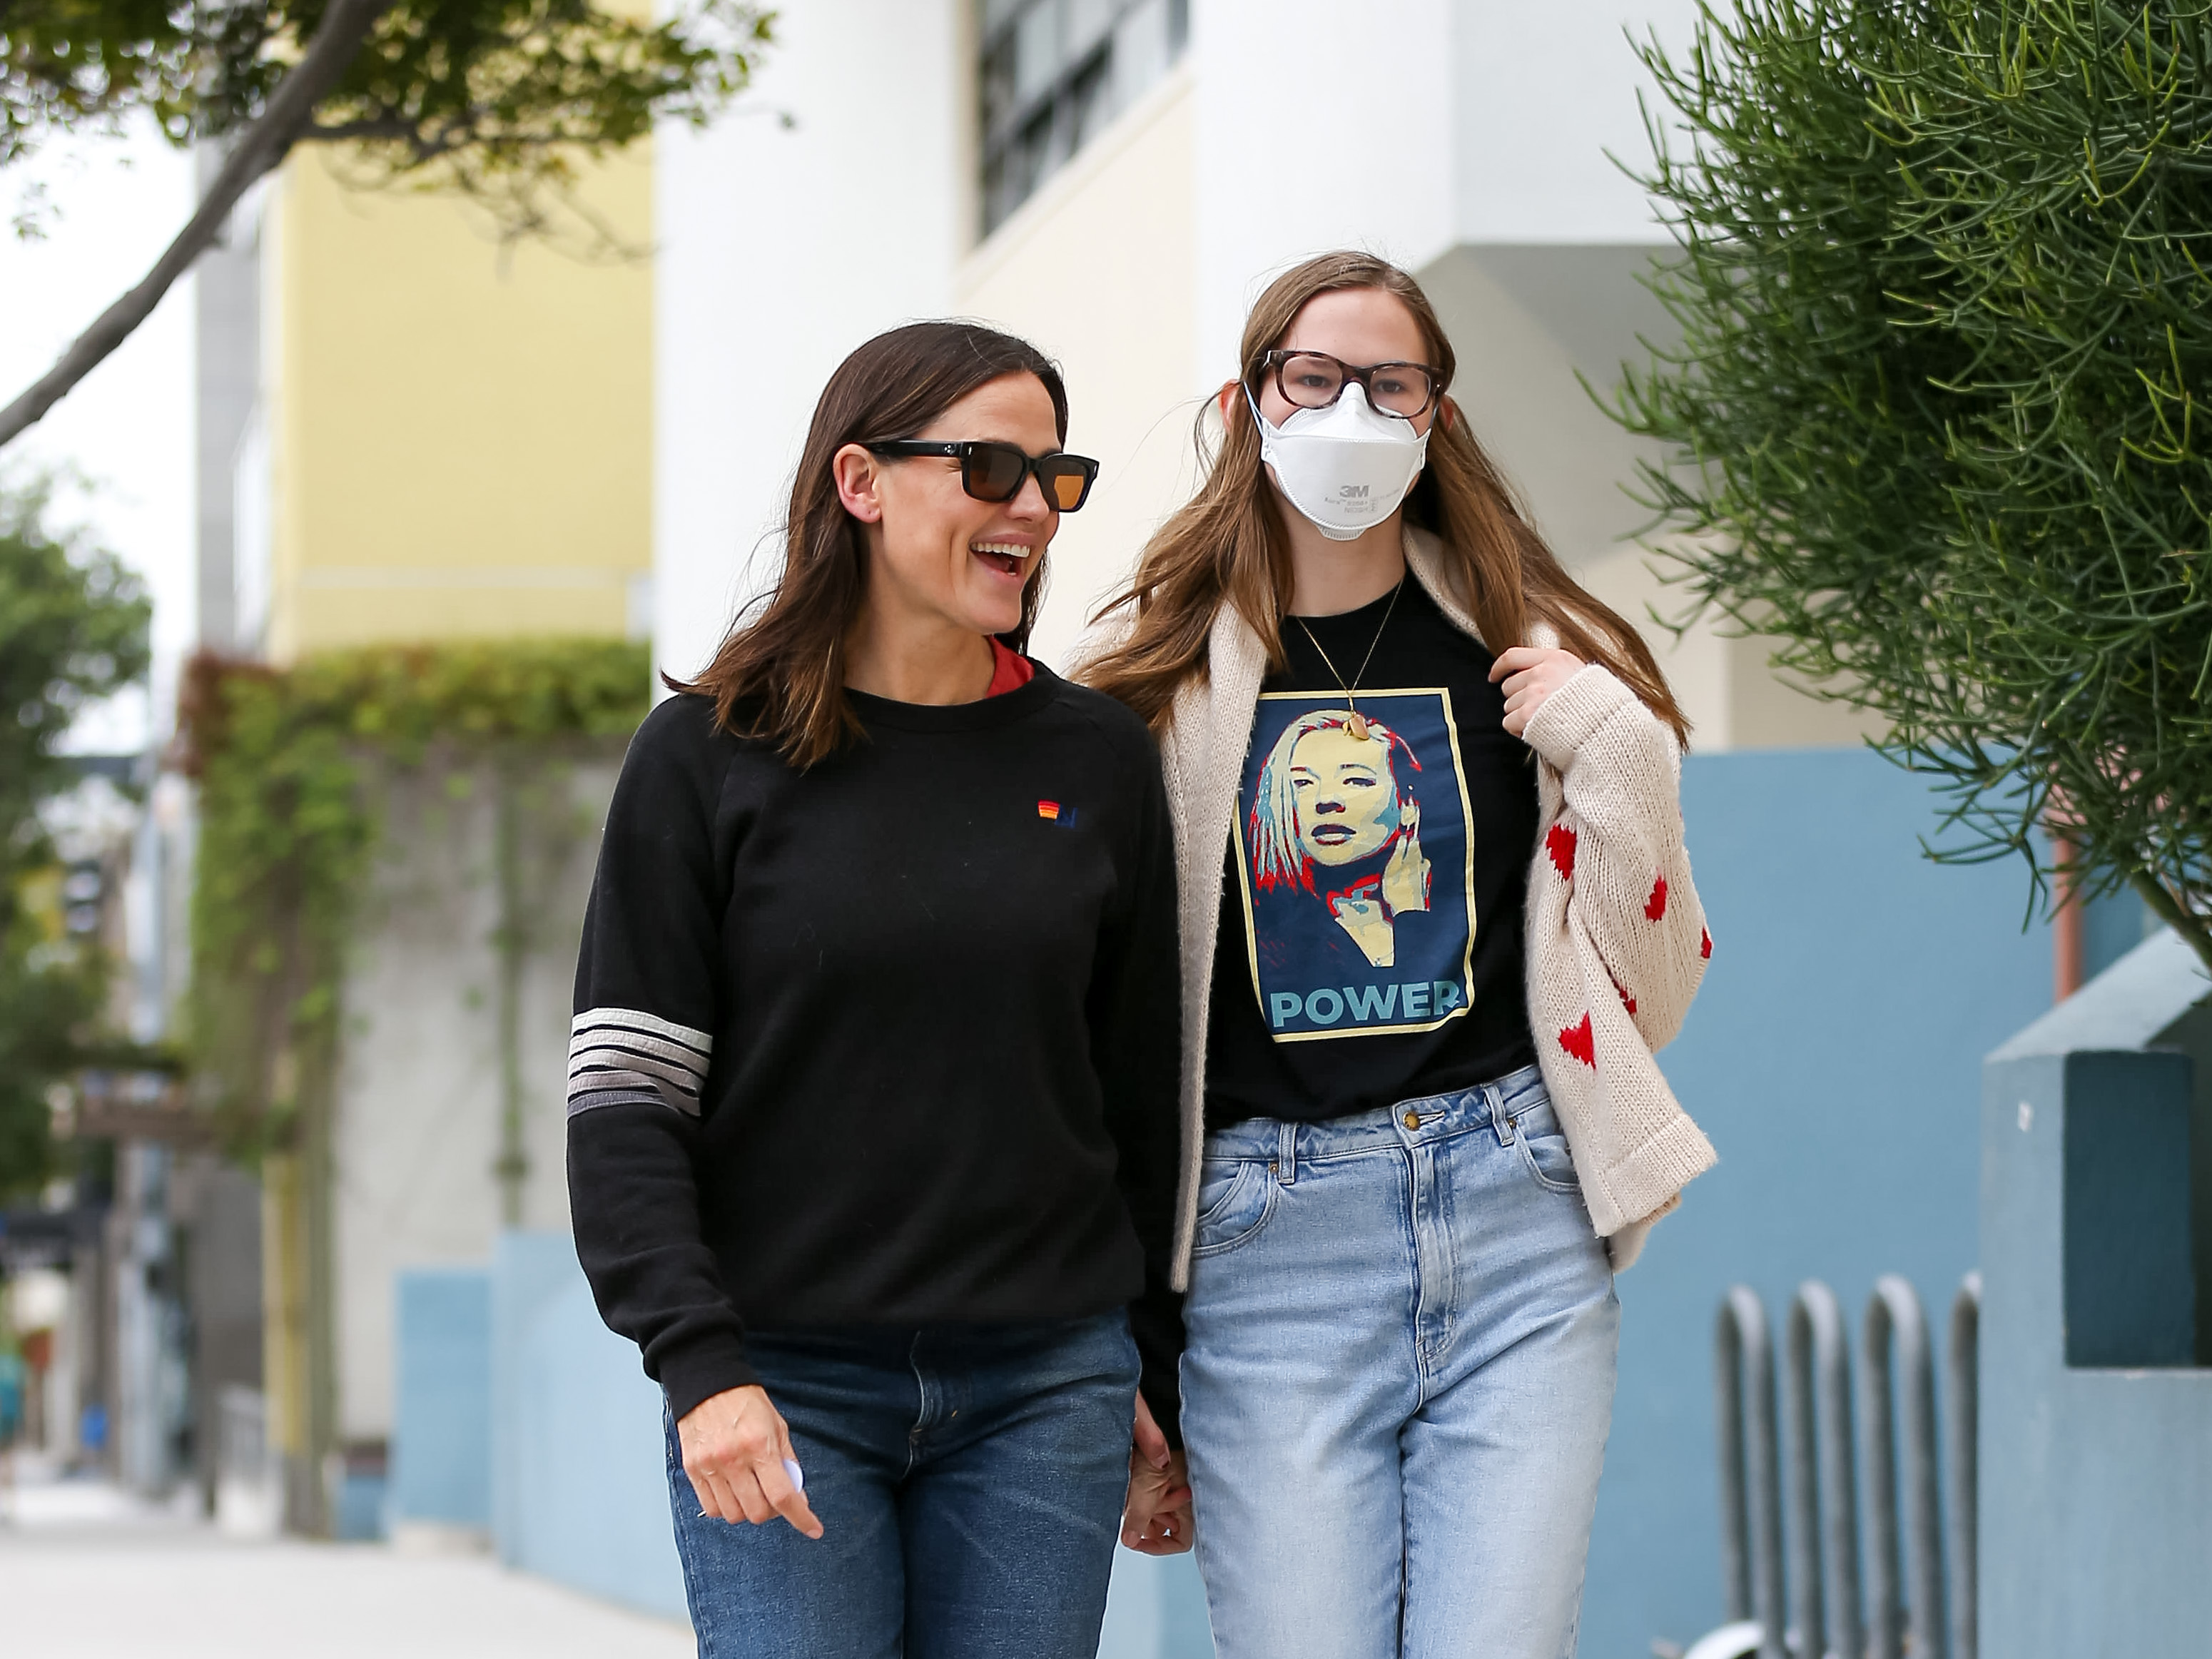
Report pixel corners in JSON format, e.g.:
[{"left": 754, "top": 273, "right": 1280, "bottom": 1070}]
[
  {"left": 391, "top": 1268, "right": 492, "bottom": 1531},
  {"left": 1577, "top": 748, "right": 2051, "bottom": 1659},
  {"left": 489, "top": 1232, "right": 689, "bottom": 1624}
]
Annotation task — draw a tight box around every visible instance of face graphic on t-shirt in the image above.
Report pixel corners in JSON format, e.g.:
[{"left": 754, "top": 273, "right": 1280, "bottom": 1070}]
[
  {"left": 1237, "top": 691, "right": 1477, "bottom": 1040},
  {"left": 1287, "top": 726, "right": 1402, "bottom": 866}
]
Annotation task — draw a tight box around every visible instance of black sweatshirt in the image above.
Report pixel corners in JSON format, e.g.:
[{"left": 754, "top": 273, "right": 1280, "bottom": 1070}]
[{"left": 567, "top": 670, "right": 1187, "bottom": 1436}]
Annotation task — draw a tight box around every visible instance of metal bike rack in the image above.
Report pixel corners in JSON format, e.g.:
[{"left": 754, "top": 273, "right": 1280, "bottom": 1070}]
[
  {"left": 1710, "top": 1274, "right": 1979, "bottom": 1659},
  {"left": 1785, "top": 1282, "right": 1862, "bottom": 1659},
  {"left": 1945, "top": 1274, "right": 1979, "bottom": 1659},
  {"left": 1862, "top": 1276, "right": 1944, "bottom": 1659},
  {"left": 1714, "top": 1287, "right": 1787, "bottom": 1659}
]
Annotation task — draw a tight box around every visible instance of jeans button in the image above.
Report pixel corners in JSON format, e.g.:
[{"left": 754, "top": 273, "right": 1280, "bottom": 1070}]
[{"left": 1403, "top": 1111, "right": 1420, "bottom": 1130}]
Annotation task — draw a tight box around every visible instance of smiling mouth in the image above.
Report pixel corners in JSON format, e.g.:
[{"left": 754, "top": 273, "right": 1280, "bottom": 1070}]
[
  {"left": 971, "top": 540, "right": 1033, "bottom": 577},
  {"left": 1311, "top": 826, "right": 1356, "bottom": 843}
]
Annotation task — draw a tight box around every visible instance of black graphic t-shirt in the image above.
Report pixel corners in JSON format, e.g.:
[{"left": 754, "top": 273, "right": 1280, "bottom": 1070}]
[{"left": 1204, "top": 579, "right": 1540, "bottom": 1127}]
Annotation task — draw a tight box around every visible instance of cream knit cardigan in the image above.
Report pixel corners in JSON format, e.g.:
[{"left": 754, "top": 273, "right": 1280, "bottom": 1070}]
[{"left": 1153, "top": 527, "right": 1717, "bottom": 1284}]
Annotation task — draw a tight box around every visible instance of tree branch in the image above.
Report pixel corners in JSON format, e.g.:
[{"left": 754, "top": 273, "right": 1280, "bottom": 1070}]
[
  {"left": 0, "top": 0, "right": 397, "bottom": 450},
  {"left": 304, "top": 115, "right": 577, "bottom": 156}
]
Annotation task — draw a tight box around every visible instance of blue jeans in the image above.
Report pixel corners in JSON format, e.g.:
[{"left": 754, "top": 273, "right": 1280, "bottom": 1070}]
[
  {"left": 1182, "top": 1066, "right": 1620, "bottom": 1659},
  {"left": 664, "top": 1312, "right": 1140, "bottom": 1659}
]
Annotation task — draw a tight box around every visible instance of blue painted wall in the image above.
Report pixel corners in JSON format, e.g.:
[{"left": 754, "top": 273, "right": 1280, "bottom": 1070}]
[
  {"left": 490, "top": 1231, "right": 689, "bottom": 1624},
  {"left": 2081, "top": 883, "right": 2154, "bottom": 984},
  {"left": 1577, "top": 748, "right": 2051, "bottom": 1659},
  {"left": 391, "top": 1267, "right": 492, "bottom": 1531}
]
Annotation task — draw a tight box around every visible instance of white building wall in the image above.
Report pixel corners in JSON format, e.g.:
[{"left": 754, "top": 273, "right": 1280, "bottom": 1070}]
[
  {"left": 955, "top": 69, "right": 1201, "bottom": 664},
  {"left": 332, "top": 758, "right": 617, "bottom": 1441},
  {"left": 1189, "top": 0, "right": 1458, "bottom": 378},
  {"left": 1187, "top": 1, "right": 1707, "bottom": 373},
  {"left": 652, "top": 0, "right": 966, "bottom": 685},
  {"left": 1450, "top": 1, "right": 1708, "bottom": 243},
  {"left": 652, "top": 1, "right": 1866, "bottom": 751}
]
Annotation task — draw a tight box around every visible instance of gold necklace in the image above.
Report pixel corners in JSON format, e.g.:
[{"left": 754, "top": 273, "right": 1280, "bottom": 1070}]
[{"left": 1292, "top": 577, "right": 1405, "bottom": 742}]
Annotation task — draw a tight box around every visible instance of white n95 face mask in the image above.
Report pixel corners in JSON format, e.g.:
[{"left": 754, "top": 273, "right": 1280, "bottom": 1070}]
[{"left": 1248, "top": 382, "right": 1431, "bottom": 542}]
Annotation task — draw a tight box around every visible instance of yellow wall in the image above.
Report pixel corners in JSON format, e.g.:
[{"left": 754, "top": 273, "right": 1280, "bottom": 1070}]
[
  {"left": 956, "top": 70, "right": 1199, "bottom": 669},
  {"left": 265, "top": 145, "right": 653, "bottom": 660}
]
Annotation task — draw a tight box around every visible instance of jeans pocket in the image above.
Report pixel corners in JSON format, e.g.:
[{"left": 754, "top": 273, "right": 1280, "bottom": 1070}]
[
  {"left": 1192, "top": 1158, "right": 1276, "bottom": 1257},
  {"left": 1508, "top": 1095, "right": 1582, "bottom": 1194}
]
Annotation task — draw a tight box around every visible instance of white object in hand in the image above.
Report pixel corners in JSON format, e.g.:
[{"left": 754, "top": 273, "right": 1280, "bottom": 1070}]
[{"left": 783, "top": 1457, "right": 805, "bottom": 1492}]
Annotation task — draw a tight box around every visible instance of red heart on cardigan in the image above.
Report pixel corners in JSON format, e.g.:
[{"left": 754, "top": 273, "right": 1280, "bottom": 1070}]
[
  {"left": 1700, "top": 928, "right": 1713, "bottom": 960},
  {"left": 1645, "top": 875, "right": 1668, "bottom": 921},
  {"left": 1546, "top": 823, "right": 1577, "bottom": 881},
  {"left": 1558, "top": 1013, "right": 1595, "bottom": 1067},
  {"left": 1610, "top": 971, "right": 1637, "bottom": 1016}
]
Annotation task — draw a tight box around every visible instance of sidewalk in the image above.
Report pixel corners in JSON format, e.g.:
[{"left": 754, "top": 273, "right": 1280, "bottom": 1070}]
[{"left": 0, "top": 1460, "right": 694, "bottom": 1659}]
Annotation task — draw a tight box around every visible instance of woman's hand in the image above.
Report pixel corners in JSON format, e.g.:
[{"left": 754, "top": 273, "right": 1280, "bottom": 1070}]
[
  {"left": 1381, "top": 797, "right": 1430, "bottom": 915},
  {"left": 1122, "top": 1392, "right": 1194, "bottom": 1556},
  {"left": 1489, "top": 646, "right": 1586, "bottom": 739},
  {"left": 676, "top": 1384, "right": 824, "bottom": 1538}
]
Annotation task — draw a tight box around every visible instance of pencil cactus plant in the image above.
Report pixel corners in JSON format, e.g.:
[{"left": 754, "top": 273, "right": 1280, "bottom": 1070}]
[{"left": 1617, "top": 0, "right": 2212, "bottom": 973}]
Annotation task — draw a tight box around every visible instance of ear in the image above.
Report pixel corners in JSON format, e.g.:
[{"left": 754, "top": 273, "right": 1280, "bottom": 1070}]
[
  {"left": 1217, "top": 380, "right": 1241, "bottom": 426},
  {"left": 1439, "top": 397, "right": 1457, "bottom": 433},
  {"left": 832, "top": 444, "right": 884, "bottom": 524}
]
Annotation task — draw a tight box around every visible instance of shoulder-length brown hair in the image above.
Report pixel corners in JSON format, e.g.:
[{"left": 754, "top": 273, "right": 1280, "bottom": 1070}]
[
  {"left": 1081, "top": 252, "right": 1688, "bottom": 746},
  {"left": 671, "top": 320, "right": 1069, "bottom": 767}
]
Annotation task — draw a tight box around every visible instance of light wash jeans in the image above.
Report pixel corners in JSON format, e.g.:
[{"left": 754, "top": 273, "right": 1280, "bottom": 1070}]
[
  {"left": 1181, "top": 1065, "right": 1620, "bottom": 1659},
  {"left": 664, "top": 1314, "right": 1138, "bottom": 1659}
]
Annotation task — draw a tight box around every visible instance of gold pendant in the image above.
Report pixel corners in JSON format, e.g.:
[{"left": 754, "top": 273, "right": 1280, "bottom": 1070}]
[{"left": 1348, "top": 711, "right": 1370, "bottom": 742}]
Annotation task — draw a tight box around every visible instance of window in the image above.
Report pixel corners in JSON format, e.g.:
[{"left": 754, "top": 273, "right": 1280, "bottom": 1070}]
[{"left": 978, "top": 0, "right": 1189, "bottom": 237}]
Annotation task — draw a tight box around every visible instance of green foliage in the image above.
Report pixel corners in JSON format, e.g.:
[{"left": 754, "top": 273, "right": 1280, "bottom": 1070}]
[
  {"left": 0, "top": 924, "right": 105, "bottom": 1197},
  {"left": 3, "top": 0, "right": 773, "bottom": 242},
  {"left": 0, "top": 477, "right": 151, "bottom": 830},
  {"left": 0, "top": 479, "right": 151, "bottom": 1199},
  {"left": 1618, "top": 0, "right": 2212, "bottom": 969},
  {"left": 179, "top": 636, "right": 649, "bottom": 1154}
]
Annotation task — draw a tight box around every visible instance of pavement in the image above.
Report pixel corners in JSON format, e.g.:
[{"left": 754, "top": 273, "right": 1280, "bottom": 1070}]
[{"left": 0, "top": 1456, "right": 695, "bottom": 1658}]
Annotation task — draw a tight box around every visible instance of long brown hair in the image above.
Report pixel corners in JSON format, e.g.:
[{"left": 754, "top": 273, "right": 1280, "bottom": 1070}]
[
  {"left": 671, "top": 320, "right": 1070, "bottom": 768},
  {"left": 1082, "top": 252, "right": 1689, "bottom": 745}
]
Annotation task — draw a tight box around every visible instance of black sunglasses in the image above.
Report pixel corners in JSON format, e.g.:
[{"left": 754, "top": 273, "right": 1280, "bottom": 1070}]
[{"left": 863, "top": 440, "right": 1100, "bottom": 512}]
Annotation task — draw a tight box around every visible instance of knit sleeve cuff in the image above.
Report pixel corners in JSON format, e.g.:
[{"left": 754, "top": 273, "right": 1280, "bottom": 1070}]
[
  {"left": 656, "top": 1333, "right": 763, "bottom": 1426},
  {"left": 1519, "top": 663, "right": 1640, "bottom": 771}
]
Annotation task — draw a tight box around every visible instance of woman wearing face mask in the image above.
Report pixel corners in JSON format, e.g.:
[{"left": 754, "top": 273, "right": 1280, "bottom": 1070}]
[
  {"left": 569, "top": 321, "right": 1189, "bottom": 1658},
  {"left": 1084, "top": 253, "right": 1716, "bottom": 1657}
]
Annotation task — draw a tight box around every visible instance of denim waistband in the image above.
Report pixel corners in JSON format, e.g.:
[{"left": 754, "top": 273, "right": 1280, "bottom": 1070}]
[{"left": 1204, "top": 1063, "right": 1548, "bottom": 1167}]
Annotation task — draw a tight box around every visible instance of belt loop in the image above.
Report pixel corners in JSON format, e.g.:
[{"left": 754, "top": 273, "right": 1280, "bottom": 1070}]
[
  {"left": 1277, "top": 1119, "right": 1298, "bottom": 1185},
  {"left": 1484, "top": 1081, "right": 1512, "bottom": 1146}
]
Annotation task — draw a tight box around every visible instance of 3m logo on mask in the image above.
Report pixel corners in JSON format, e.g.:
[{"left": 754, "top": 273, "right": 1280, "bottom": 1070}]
[{"left": 1248, "top": 385, "right": 1429, "bottom": 542}]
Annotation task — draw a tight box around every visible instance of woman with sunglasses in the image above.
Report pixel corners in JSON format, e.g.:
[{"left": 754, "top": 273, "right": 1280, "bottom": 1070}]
[
  {"left": 569, "top": 320, "right": 1188, "bottom": 1658},
  {"left": 1083, "top": 253, "right": 1717, "bottom": 1657}
]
